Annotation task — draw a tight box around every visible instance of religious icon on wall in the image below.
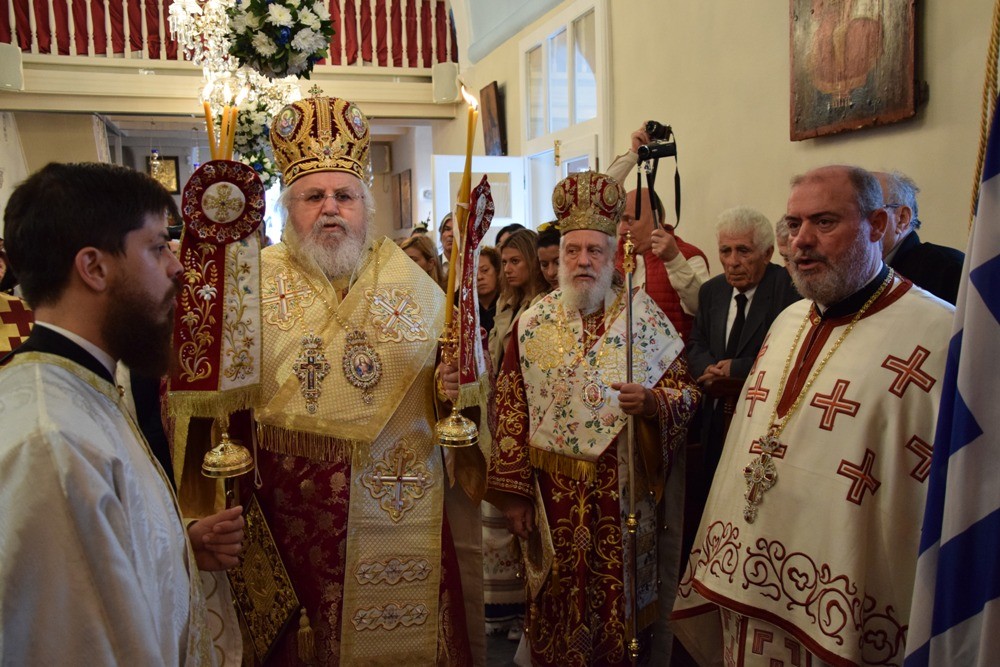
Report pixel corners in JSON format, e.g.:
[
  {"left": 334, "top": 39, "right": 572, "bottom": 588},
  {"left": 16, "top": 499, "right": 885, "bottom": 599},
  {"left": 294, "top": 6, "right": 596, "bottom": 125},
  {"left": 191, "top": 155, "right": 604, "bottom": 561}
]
[
  {"left": 790, "top": 0, "right": 918, "bottom": 141},
  {"left": 480, "top": 81, "right": 507, "bottom": 156},
  {"left": 146, "top": 154, "right": 180, "bottom": 194}
]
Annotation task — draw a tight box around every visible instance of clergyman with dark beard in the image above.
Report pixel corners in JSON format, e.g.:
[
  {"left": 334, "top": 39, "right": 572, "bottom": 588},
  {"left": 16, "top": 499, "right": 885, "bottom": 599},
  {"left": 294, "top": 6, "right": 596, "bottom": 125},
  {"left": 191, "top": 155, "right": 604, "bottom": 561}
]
[{"left": 0, "top": 162, "right": 244, "bottom": 665}]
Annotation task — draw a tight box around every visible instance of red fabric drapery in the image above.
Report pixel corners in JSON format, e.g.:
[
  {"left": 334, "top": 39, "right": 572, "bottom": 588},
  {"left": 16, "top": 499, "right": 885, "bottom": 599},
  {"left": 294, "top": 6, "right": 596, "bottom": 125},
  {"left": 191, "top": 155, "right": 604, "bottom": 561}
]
[
  {"left": 0, "top": 0, "right": 177, "bottom": 57},
  {"left": 0, "top": 0, "right": 453, "bottom": 66}
]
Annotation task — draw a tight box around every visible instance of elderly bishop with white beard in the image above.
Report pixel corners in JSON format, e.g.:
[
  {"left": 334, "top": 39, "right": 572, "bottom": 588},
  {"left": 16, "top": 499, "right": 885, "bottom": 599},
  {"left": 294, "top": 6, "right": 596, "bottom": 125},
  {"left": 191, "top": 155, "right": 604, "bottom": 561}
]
[
  {"left": 218, "top": 96, "right": 482, "bottom": 666},
  {"left": 485, "top": 171, "right": 700, "bottom": 667}
]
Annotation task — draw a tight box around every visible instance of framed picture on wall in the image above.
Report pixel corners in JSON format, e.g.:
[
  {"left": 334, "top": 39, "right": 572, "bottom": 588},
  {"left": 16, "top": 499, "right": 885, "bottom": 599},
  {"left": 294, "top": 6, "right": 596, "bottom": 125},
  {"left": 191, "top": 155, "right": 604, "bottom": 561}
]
[
  {"left": 480, "top": 81, "right": 507, "bottom": 156},
  {"left": 146, "top": 155, "right": 180, "bottom": 194},
  {"left": 398, "top": 169, "right": 412, "bottom": 229},
  {"left": 789, "top": 0, "right": 917, "bottom": 140}
]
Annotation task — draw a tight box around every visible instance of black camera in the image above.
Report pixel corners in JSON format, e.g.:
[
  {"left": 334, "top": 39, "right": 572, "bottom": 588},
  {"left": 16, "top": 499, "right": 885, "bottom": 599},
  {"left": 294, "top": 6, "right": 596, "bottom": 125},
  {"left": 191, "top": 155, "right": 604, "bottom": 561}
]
[
  {"left": 637, "top": 141, "right": 677, "bottom": 161},
  {"left": 645, "top": 120, "right": 671, "bottom": 141}
]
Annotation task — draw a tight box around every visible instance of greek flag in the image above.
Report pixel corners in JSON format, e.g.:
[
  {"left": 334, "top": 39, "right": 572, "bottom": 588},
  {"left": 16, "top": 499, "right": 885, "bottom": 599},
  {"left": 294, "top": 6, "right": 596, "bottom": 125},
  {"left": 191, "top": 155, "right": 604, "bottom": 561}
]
[{"left": 904, "top": 96, "right": 1000, "bottom": 664}]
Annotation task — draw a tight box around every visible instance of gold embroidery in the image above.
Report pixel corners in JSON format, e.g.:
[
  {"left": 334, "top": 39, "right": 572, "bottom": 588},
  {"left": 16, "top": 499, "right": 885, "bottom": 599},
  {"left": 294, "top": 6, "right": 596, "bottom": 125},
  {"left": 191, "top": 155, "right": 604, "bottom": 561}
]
[
  {"left": 523, "top": 322, "right": 576, "bottom": 371},
  {"left": 222, "top": 240, "right": 257, "bottom": 381},
  {"left": 262, "top": 269, "right": 315, "bottom": 330},
  {"left": 367, "top": 287, "right": 428, "bottom": 343},
  {"left": 201, "top": 182, "right": 245, "bottom": 223},
  {"left": 351, "top": 603, "right": 430, "bottom": 631},
  {"left": 355, "top": 558, "right": 432, "bottom": 585},
  {"left": 361, "top": 442, "right": 434, "bottom": 522},
  {"left": 176, "top": 241, "right": 219, "bottom": 383}
]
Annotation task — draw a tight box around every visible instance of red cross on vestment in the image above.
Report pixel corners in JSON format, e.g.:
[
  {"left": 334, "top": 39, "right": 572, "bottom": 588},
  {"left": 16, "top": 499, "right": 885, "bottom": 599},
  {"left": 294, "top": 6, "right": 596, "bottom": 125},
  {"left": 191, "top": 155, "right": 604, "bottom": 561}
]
[
  {"left": 837, "top": 448, "right": 881, "bottom": 505},
  {"left": 751, "top": 629, "right": 773, "bottom": 654},
  {"left": 881, "top": 345, "right": 936, "bottom": 397},
  {"left": 810, "top": 379, "right": 860, "bottom": 430},
  {"left": 744, "top": 370, "right": 770, "bottom": 417},
  {"left": 0, "top": 296, "right": 33, "bottom": 352},
  {"left": 750, "top": 436, "right": 787, "bottom": 459},
  {"left": 905, "top": 435, "right": 933, "bottom": 482},
  {"left": 749, "top": 333, "right": 770, "bottom": 376}
]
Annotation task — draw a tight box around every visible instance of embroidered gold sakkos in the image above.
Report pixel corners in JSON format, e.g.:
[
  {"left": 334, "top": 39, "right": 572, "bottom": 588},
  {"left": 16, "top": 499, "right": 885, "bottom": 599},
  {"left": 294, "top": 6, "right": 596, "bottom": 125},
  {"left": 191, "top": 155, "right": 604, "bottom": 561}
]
[
  {"left": 255, "top": 239, "right": 443, "bottom": 451},
  {"left": 252, "top": 238, "right": 451, "bottom": 664}
]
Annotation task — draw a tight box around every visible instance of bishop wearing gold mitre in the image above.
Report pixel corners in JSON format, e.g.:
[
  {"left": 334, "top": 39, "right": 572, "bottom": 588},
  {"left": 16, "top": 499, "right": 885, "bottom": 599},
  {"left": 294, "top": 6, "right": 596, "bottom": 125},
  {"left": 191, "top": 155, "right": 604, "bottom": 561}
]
[{"left": 223, "top": 96, "right": 483, "bottom": 665}]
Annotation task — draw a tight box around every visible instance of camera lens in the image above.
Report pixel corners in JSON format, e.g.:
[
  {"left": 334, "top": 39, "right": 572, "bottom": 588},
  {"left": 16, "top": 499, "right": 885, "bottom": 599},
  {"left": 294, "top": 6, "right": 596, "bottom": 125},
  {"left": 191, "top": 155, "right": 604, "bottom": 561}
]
[{"left": 645, "top": 121, "right": 669, "bottom": 141}]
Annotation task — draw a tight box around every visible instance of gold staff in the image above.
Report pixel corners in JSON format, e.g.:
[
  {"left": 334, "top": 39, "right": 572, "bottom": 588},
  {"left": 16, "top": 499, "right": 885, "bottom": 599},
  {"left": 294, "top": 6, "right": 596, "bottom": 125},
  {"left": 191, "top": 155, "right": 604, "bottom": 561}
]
[{"left": 622, "top": 232, "right": 640, "bottom": 664}]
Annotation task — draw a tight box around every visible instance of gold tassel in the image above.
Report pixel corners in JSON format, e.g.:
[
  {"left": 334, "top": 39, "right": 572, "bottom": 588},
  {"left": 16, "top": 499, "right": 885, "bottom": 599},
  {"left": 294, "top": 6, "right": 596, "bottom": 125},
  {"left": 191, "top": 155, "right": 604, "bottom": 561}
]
[
  {"left": 168, "top": 386, "right": 261, "bottom": 422},
  {"left": 297, "top": 607, "right": 315, "bottom": 664},
  {"left": 455, "top": 374, "right": 491, "bottom": 411},
  {"left": 257, "top": 423, "right": 358, "bottom": 463},
  {"left": 548, "top": 559, "right": 562, "bottom": 596},
  {"left": 529, "top": 447, "right": 597, "bottom": 482}
]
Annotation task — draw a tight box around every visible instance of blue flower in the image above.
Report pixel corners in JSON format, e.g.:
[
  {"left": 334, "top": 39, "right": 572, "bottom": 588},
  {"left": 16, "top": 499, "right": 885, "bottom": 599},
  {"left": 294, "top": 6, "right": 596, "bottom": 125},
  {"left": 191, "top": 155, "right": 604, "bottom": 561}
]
[
  {"left": 277, "top": 27, "right": 292, "bottom": 45},
  {"left": 253, "top": 161, "right": 264, "bottom": 171}
]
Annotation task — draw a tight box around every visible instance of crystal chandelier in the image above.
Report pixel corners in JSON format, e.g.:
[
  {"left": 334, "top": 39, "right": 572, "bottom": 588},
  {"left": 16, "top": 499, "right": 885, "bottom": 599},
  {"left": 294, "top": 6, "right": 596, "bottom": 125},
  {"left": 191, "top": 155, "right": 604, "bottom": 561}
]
[{"left": 168, "top": 0, "right": 301, "bottom": 163}]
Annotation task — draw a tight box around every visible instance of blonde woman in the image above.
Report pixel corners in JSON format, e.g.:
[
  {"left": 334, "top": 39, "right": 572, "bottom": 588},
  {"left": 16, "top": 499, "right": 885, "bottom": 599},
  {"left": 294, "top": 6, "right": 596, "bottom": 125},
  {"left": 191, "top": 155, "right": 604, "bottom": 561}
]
[
  {"left": 400, "top": 234, "right": 445, "bottom": 289},
  {"left": 487, "top": 229, "right": 547, "bottom": 372}
]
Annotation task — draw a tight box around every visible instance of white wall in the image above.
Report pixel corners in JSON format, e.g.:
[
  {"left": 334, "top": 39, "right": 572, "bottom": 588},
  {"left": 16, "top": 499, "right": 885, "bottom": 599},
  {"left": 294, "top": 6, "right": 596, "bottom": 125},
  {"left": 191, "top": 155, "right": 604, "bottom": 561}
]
[{"left": 441, "top": 0, "right": 992, "bottom": 272}]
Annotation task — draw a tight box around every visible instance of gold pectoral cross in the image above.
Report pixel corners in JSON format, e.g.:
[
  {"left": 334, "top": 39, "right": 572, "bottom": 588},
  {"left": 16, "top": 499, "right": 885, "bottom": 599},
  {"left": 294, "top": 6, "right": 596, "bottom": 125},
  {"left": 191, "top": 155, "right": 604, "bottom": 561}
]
[{"left": 743, "top": 430, "right": 780, "bottom": 523}]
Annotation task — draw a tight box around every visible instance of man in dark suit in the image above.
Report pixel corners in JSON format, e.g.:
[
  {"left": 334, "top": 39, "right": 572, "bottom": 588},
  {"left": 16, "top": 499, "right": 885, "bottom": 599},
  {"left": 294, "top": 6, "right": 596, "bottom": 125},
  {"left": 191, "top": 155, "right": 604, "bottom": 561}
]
[
  {"left": 687, "top": 207, "right": 800, "bottom": 490},
  {"left": 877, "top": 170, "right": 965, "bottom": 304}
]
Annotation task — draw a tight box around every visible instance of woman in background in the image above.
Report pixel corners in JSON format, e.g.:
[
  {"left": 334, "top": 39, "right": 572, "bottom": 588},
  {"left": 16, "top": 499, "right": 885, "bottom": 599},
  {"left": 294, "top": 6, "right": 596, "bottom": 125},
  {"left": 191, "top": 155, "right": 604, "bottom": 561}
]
[
  {"left": 478, "top": 246, "right": 501, "bottom": 336},
  {"left": 401, "top": 234, "right": 445, "bottom": 290},
  {"left": 488, "top": 229, "right": 547, "bottom": 372}
]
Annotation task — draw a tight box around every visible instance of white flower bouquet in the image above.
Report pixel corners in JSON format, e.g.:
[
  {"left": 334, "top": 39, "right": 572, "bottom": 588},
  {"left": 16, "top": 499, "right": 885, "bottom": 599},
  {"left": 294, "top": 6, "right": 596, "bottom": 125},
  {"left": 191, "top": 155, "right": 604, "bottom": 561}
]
[
  {"left": 217, "top": 99, "right": 282, "bottom": 189},
  {"left": 227, "top": 0, "right": 335, "bottom": 79}
]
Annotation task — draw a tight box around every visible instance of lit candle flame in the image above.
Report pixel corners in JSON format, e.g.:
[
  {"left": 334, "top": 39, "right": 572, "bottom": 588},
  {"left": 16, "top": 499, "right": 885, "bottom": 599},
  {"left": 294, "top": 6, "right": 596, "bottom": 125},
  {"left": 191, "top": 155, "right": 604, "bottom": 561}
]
[
  {"left": 234, "top": 84, "right": 249, "bottom": 108},
  {"left": 460, "top": 84, "right": 479, "bottom": 111}
]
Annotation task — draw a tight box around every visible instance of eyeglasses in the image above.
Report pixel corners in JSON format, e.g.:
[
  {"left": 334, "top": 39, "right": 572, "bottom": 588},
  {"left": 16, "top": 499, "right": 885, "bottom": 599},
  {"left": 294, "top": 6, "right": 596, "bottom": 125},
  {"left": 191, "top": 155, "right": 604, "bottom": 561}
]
[
  {"left": 293, "top": 189, "right": 364, "bottom": 210},
  {"left": 884, "top": 203, "right": 902, "bottom": 210}
]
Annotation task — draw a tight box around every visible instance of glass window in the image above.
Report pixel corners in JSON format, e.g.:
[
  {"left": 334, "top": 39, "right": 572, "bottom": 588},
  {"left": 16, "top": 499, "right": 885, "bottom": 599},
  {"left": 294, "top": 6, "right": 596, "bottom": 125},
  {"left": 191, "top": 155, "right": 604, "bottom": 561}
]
[
  {"left": 573, "top": 10, "right": 597, "bottom": 123},
  {"left": 548, "top": 28, "right": 569, "bottom": 133},
  {"left": 528, "top": 150, "right": 558, "bottom": 225},
  {"left": 527, "top": 45, "right": 545, "bottom": 140}
]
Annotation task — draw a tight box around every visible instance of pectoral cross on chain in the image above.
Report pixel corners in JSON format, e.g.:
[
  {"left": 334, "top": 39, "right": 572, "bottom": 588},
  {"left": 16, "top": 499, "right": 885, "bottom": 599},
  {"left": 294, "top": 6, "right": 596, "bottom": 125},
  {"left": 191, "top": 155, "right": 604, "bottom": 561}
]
[
  {"left": 292, "top": 333, "right": 330, "bottom": 414},
  {"left": 743, "top": 429, "right": 780, "bottom": 523}
]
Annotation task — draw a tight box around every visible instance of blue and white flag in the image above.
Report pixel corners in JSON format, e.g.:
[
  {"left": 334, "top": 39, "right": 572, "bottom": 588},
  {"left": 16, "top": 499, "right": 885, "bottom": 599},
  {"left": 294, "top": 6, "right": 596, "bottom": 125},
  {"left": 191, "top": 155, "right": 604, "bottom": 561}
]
[{"left": 905, "top": 95, "right": 1000, "bottom": 665}]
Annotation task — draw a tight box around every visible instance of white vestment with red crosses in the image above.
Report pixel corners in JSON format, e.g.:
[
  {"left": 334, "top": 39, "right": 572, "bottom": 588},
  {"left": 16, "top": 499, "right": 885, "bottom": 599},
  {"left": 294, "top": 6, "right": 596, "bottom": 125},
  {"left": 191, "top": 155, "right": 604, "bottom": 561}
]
[{"left": 672, "top": 276, "right": 954, "bottom": 667}]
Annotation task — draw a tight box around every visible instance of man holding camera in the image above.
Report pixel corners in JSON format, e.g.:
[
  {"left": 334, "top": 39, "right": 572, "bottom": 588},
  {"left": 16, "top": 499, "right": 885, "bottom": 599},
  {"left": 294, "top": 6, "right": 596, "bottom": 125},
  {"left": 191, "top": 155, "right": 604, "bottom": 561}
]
[{"left": 607, "top": 121, "right": 709, "bottom": 341}]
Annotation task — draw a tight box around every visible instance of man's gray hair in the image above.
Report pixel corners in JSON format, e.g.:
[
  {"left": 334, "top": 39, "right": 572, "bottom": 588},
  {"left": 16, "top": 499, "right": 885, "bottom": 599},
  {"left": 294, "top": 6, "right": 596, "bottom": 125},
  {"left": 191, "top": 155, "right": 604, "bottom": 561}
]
[
  {"left": 716, "top": 206, "right": 775, "bottom": 251},
  {"left": 276, "top": 176, "right": 376, "bottom": 229},
  {"left": 791, "top": 165, "right": 884, "bottom": 223},
  {"left": 880, "top": 170, "right": 921, "bottom": 229},
  {"left": 775, "top": 217, "right": 790, "bottom": 244}
]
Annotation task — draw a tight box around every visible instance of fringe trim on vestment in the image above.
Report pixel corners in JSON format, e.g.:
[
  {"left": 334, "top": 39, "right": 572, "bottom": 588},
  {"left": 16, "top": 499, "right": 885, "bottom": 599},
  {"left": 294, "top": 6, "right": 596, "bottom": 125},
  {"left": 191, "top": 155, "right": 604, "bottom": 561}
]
[
  {"left": 256, "top": 422, "right": 367, "bottom": 464},
  {"left": 169, "top": 386, "right": 261, "bottom": 423},
  {"left": 455, "top": 374, "right": 491, "bottom": 412},
  {"left": 529, "top": 447, "right": 597, "bottom": 482},
  {"left": 168, "top": 387, "right": 261, "bottom": 491}
]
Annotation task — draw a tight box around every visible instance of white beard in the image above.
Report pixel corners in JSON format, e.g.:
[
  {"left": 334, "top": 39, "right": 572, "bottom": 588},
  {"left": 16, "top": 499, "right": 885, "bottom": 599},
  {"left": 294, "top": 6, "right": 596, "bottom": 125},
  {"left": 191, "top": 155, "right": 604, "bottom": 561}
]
[
  {"left": 284, "top": 214, "right": 371, "bottom": 280},
  {"left": 558, "top": 261, "right": 614, "bottom": 314}
]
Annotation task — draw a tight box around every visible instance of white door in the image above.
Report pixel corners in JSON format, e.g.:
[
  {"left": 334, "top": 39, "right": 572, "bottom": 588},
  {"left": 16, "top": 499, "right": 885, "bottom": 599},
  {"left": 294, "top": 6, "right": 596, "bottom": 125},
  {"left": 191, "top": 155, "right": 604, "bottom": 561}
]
[
  {"left": 432, "top": 154, "right": 526, "bottom": 247},
  {"left": 525, "top": 133, "right": 598, "bottom": 228}
]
